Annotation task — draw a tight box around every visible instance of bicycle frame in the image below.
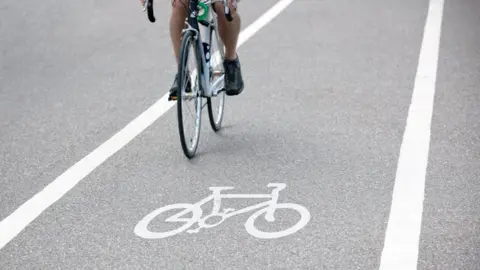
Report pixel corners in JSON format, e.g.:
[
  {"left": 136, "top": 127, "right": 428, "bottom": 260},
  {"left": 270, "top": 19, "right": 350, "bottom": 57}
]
[{"left": 185, "top": 0, "right": 229, "bottom": 98}]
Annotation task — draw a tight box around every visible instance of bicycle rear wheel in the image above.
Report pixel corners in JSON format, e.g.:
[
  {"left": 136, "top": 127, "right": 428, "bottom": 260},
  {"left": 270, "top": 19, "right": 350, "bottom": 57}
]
[
  {"left": 177, "top": 31, "right": 203, "bottom": 159},
  {"left": 207, "top": 18, "right": 226, "bottom": 132}
]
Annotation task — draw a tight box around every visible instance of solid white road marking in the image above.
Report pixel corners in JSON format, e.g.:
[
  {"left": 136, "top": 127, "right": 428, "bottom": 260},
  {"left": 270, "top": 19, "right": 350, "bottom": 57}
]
[
  {"left": 0, "top": 0, "right": 295, "bottom": 250},
  {"left": 379, "top": 0, "right": 444, "bottom": 269}
]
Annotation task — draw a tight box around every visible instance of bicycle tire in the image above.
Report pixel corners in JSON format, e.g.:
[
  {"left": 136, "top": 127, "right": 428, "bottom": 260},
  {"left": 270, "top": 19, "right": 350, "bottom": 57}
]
[
  {"left": 177, "top": 31, "right": 203, "bottom": 159},
  {"left": 207, "top": 19, "right": 226, "bottom": 132}
]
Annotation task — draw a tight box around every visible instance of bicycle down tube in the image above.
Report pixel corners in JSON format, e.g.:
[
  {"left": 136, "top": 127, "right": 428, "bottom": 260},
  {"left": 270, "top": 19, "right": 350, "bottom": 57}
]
[{"left": 187, "top": 0, "right": 232, "bottom": 98}]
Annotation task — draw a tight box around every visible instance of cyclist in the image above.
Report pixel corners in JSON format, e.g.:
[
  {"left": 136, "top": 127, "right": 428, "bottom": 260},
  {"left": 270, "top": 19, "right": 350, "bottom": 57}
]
[{"left": 140, "top": 0, "right": 245, "bottom": 100}]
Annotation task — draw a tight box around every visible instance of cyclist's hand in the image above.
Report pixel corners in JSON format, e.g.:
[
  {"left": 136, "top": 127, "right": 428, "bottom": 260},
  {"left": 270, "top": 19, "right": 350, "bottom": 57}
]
[
  {"left": 228, "top": 0, "right": 238, "bottom": 10},
  {"left": 140, "top": 0, "right": 145, "bottom": 7}
]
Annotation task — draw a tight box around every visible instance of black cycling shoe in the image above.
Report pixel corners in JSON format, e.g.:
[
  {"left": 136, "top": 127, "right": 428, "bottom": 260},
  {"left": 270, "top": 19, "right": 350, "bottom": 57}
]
[
  {"left": 223, "top": 56, "right": 244, "bottom": 96},
  {"left": 168, "top": 73, "right": 191, "bottom": 101}
]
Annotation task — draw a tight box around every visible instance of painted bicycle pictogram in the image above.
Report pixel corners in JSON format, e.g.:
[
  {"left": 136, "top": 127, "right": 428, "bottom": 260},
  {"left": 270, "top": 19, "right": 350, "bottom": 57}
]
[{"left": 134, "top": 183, "right": 310, "bottom": 239}]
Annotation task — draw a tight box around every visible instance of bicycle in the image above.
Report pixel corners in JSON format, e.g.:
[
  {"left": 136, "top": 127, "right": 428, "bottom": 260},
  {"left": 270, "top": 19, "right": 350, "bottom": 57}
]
[
  {"left": 143, "top": 0, "right": 233, "bottom": 159},
  {"left": 134, "top": 183, "right": 311, "bottom": 239}
]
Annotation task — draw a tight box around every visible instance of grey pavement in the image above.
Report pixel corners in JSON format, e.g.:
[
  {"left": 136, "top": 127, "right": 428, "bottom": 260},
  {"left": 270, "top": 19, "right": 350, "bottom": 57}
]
[{"left": 0, "top": 0, "right": 478, "bottom": 269}]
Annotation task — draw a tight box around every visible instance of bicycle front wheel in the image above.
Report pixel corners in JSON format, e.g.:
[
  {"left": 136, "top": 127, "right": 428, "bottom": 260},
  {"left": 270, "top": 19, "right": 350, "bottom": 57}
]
[
  {"left": 177, "top": 31, "right": 203, "bottom": 159},
  {"left": 207, "top": 19, "right": 226, "bottom": 132}
]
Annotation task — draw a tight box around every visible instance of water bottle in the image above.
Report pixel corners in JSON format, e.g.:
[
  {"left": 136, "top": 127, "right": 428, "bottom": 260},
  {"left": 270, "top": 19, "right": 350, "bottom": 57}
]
[
  {"left": 198, "top": 1, "right": 212, "bottom": 96},
  {"left": 198, "top": 1, "right": 211, "bottom": 65}
]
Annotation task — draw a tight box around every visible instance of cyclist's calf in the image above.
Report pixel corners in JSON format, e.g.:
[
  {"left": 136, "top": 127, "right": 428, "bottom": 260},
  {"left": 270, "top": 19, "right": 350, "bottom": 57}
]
[{"left": 212, "top": 0, "right": 241, "bottom": 60}]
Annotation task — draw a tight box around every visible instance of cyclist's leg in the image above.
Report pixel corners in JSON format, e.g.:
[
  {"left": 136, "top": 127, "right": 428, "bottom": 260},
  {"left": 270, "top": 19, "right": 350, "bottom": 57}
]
[
  {"left": 212, "top": 0, "right": 244, "bottom": 96},
  {"left": 212, "top": 0, "right": 240, "bottom": 60},
  {"left": 169, "top": 0, "right": 244, "bottom": 99},
  {"left": 169, "top": 0, "right": 189, "bottom": 100},
  {"left": 171, "top": 0, "right": 188, "bottom": 64}
]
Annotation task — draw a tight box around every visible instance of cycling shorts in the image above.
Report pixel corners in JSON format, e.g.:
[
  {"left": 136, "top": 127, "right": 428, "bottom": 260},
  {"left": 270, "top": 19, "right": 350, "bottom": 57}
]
[{"left": 172, "top": 0, "right": 240, "bottom": 7}]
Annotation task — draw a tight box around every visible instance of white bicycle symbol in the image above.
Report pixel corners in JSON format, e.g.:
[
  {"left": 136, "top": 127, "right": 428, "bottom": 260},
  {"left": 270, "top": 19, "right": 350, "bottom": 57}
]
[{"left": 134, "top": 183, "right": 311, "bottom": 239}]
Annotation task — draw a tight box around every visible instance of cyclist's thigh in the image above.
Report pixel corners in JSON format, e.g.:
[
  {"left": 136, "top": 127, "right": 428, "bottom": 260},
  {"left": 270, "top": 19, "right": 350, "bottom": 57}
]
[
  {"left": 171, "top": 0, "right": 188, "bottom": 8},
  {"left": 172, "top": 0, "right": 241, "bottom": 10},
  {"left": 171, "top": 0, "right": 241, "bottom": 4}
]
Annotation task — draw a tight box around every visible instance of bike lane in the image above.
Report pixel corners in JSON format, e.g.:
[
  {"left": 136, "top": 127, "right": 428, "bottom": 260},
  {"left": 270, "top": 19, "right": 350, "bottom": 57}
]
[
  {"left": 0, "top": 0, "right": 279, "bottom": 222},
  {"left": 1, "top": 0, "right": 428, "bottom": 269}
]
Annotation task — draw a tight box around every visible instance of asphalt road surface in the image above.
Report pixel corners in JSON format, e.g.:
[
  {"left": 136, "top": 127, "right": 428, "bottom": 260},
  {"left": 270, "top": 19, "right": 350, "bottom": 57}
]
[{"left": 1, "top": 0, "right": 479, "bottom": 269}]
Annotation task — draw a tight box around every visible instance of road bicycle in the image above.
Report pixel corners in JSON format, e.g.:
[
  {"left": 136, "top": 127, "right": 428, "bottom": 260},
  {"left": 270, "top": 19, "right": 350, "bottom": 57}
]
[
  {"left": 144, "top": 0, "right": 233, "bottom": 158},
  {"left": 134, "top": 183, "right": 311, "bottom": 239}
]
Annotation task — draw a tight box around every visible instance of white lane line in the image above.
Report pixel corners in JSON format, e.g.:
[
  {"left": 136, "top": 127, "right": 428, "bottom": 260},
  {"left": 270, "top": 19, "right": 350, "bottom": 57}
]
[
  {"left": 379, "top": 0, "right": 444, "bottom": 269},
  {"left": 0, "top": 0, "right": 295, "bottom": 250}
]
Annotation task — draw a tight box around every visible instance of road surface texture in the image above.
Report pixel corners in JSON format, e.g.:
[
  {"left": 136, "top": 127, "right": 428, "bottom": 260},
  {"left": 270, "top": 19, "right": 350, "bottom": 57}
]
[{"left": 0, "top": 0, "right": 478, "bottom": 269}]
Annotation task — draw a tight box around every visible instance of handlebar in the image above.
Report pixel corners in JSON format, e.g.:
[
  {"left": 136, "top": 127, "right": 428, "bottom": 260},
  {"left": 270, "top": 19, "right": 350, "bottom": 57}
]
[
  {"left": 145, "top": 0, "right": 155, "bottom": 23},
  {"left": 143, "top": 0, "right": 233, "bottom": 23}
]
